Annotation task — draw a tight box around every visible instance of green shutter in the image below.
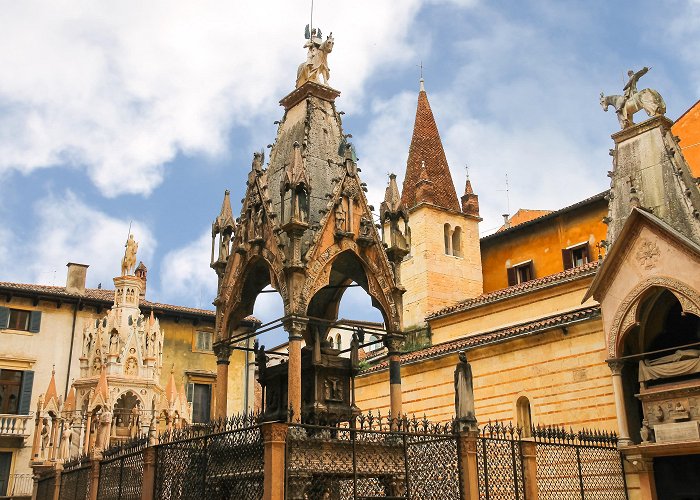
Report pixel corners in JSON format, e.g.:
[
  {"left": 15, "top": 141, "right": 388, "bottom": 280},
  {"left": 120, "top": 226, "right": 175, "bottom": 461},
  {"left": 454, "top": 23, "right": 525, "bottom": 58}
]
[
  {"left": 29, "top": 311, "right": 42, "bottom": 333},
  {"left": 18, "top": 370, "right": 34, "bottom": 415},
  {"left": 0, "top": 307, "right": 8, "bottom": 329}
]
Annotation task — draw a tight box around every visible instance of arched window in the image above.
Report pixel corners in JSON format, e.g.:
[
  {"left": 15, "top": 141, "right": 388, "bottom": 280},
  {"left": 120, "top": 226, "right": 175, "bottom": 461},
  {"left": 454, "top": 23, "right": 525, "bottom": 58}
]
[
  {"left": 452, "top": 226, "right": 462, "bottom": 257},
  {"left": 336, "top": 333, "right": 342, "bottom": 350},
  {"left": 444, "top": 224, "right": 451, "bottom": 255},
  {"left": 327, "top": 336, "right": 334, "bottom": 349},
  {"left": 516, "top": 396, "right": 532, "bottom": 437}
]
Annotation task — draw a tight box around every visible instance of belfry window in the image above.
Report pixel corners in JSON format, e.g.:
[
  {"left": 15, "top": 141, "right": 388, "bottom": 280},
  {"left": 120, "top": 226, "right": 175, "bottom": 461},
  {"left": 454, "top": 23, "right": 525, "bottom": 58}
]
[
  {"left": 444, "top": 224, "right": 451, "bottom": 255},
  {"left": 452, "top": 226, "right": 462, "bottom": 257}
]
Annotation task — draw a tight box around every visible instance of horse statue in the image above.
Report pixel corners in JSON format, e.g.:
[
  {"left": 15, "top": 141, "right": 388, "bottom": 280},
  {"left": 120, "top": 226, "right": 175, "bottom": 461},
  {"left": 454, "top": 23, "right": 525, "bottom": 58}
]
[
  {"left": 600, "top": 89, "right": 666, "bottom": 129},
  {"left": 296, "top": 32, "right": 334, "bottom": 88},
  {"left": 121, "top": 234, "right": 138, "bottom": 276}
]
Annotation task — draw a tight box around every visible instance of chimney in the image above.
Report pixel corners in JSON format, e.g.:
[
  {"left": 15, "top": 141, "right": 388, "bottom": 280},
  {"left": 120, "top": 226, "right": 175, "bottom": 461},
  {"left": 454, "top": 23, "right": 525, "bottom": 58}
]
[
  {"left": 66, "top": 263, "right": 89, "bottom": 295},
  {"left": 502, "top": 214, "right": 510, "bottom": 229}
]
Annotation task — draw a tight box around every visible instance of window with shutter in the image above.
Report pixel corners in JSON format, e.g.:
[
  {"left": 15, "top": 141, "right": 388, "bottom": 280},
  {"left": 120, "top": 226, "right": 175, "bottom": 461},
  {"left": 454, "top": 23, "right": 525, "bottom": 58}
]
[
  {"left": 562, "top": 248, "right": 574, "bottom": 270},
  {"left": 563, "top": 242, "right": 589, "bottom": 269},
  {"left": 508, "top": 261, "right": 534, "bottom": 286},
  {"left": 18, "top": 370, "right": 34, "bottom": 415},
  {"left": 29, "top": 311, "right": 42, "bottom": 333},
  {"left": 506, "top": 267, "right": 517, "bottom": 286},
  {"left": 0, "top": 307, "right": 9, "bottom": 329}
]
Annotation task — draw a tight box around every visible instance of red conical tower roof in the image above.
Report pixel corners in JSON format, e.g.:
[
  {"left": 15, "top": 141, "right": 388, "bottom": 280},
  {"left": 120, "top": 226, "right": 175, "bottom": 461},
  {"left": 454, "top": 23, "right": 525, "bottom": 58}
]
[{"left": 401, "top": 79, "right": 460, "bottom": 212}]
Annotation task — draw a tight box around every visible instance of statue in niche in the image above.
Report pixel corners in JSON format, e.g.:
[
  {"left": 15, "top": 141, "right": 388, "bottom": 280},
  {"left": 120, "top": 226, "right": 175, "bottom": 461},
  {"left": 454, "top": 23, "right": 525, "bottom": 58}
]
[
  {"left": 220, "top": 231, "right": 231, "bottom": 261},
  {"left": 129, "top": 405, "right": 140, "bottom": 438},
  {"left": 600, "top": 66, "right": 665, "bottom": 129},
  {"left": 295, "top": 187, "right": 309, "bottom": 223},
  {"left": 121, "top": 234, "right": 139, "bottom": 276},
  {"left": 640, "top": 419, "right": 654, "bottom": 443},
  {"left": 83, "top": 327, "right": 92, "bottom": 356},
  {"left": 109, "top": 330, "right": 119, "bottom": 356},
  {"left": 58, "top": 424, "right": 73, "bottom": 459},
  {"left": 253, "top": 206, "right": 264, "bottom": 240},
  {"left": 359, "top": 215, "right": 373, "bottom": 239},
  {"left": 454, "top": 351, "right": 478, "bottom": 431},
  {"left": 40, "top": 418, "right": 50, "bottom": 458},
  {"left": 334, "top": 202, "right": 346, "bottom": 233},
  {"left": 95, "top": 408, "right": 112, "bottom": 450}
]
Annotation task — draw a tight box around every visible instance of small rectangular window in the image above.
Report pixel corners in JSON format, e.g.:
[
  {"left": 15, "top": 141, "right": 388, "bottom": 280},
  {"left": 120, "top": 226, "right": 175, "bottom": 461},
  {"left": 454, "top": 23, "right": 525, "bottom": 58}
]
[
  {"left": 0, "top": 308, "right": 40, "bottom": 332},
  {"left": 191, "top": 383, "right": 212, "bottom": 423},
  {"left": 507, "top": 261, "right": 534, "bottom": 286},
  {"left": 194, "top": 331, "right": 213, "bottom": 352},
  {"left": 562, "top": 243, "right": 590, "bottom": 270}
]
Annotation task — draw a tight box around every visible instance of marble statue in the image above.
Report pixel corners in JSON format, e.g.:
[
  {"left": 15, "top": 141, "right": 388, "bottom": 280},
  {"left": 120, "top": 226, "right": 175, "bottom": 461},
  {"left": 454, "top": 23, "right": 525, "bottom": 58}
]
[
  {"left": 121, "top": 234, "right": 139, "bottom": 276},
  {"left": 600, "top": 66, "right": 666, "bottom": 129},
  {"left": 350, "top": 332, "right": 360, "bottom": 369},
  {"left": 454, "top": 351, "right": 478, "bottom": 431},
  {"left": 40, "top": 418, "right": 50, "bottom": 458},
  {"left": 58, "top": 425, "right": 73, "bottom": 459},
  {"left": 335, "top": 203, "right": 346, "bottom": 232},
  {"left": 296, "top": 28, "right": 334, "bottom": 88},
  {"left": 95, "top": 409, "right": 112, "bottom": 450}
]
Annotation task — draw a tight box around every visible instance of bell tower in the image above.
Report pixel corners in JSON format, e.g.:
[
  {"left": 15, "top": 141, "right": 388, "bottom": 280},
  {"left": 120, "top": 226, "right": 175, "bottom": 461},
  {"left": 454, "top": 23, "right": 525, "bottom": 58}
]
[{"left": 395, "top": 79, "right": 483, "bottom": 332}]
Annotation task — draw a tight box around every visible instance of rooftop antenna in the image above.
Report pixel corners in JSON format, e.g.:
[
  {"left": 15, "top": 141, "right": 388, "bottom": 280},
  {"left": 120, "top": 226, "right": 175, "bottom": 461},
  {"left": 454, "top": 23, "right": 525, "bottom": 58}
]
[
  {"left": 497, "top": 173, "right": 510, "bottom": 225},
  {"left": 310, "top": 0, "right": 314, "bottom": 35}
]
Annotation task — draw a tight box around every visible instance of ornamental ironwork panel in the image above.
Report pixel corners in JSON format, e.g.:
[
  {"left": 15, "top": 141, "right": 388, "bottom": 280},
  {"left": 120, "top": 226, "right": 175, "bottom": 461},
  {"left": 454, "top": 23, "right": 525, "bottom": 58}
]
[
  {"left": 476, "top": 422, "right": 525, "bottom": 500},
  {"left": 59, "top": 455, "right": 91, "bottom": 500},
  {"left": 533, "top": 424, "right": 627, "bottom": 500},
  {"left": 285, "top": 412, "right": 460, "bottom": 500},
  {"left": 97, "top": 436, "right": 147, "bottom": 500},
  {"left": 155, "top": 415, "right": 264, "bottom": 500},
  {"left": 36, "top": 473, "right": 56, "bottom": 500}
]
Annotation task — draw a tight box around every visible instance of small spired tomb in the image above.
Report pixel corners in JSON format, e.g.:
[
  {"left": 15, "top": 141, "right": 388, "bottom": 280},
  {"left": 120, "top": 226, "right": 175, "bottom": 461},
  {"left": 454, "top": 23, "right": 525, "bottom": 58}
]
[
  {"left": 211, "top": 25, "right": 409, "bottom": 424},
  {"left": 31, "top": 236, "right": 191, "bottom": 469}
]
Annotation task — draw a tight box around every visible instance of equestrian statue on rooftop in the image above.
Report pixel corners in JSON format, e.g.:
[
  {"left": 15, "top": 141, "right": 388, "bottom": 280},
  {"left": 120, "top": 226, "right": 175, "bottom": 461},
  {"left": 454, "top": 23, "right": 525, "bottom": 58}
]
[
  {"left": 600, "top": 66, "right": 666, "bottom": 129},
  {"left": 296, "top": 24, "right": 334, "bottom": 88}
]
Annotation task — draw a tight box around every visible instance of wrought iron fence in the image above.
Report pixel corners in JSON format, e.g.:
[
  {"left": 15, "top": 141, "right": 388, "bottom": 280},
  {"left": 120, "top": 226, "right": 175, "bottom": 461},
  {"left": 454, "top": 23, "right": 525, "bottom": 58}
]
[
  {"left": 477, "top": 421, "right": 525, "bottom": 500},
  {"left": 35, "top": 471, "right": 56, "bottom": 500},
  {"left": 59, "top": 454, "right": 91, "bottom": 500},
  {"left": 154, "top": 413, "right": 265, "bottom": 500},
  {"left": 285, "top": 412, "right": 461, "bottom": 500},
  {"left": 97, "top": 435, "right": 148, "bottom": 500},
  {"left": 532, "top": 425, "right": 627, "bottom": 500}
]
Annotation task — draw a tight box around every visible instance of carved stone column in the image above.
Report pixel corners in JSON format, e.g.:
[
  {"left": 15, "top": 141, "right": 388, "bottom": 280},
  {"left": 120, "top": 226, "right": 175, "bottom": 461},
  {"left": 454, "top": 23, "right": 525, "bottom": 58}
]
[
  {"left": 88, "top": 452, "right": 101, "bottom": 500},
  {"left": 457, "top": 431, "right": 480, "bottom": 500},
  {"left": 284, "top": 318, "right": 307, "bottom": 422},
  {"left": 521, "top": 439, "right": 539, "bottom": 500},
  {"left": 626, "top": 455, "right": 657, "bottom": 500},
  {"left": 31, "top": 411, "right": 44, "bottom": 461},
  {"left": 385, "top": 333, "right": 403, "bottom": 419},
  {"left": 213, "top": 343, "right": 234, "bottom": 419},
  {"left": 262, "top": 422, "right": 288, "bottom": 500},
  {"left": 607, "top": 360, "right": 633, "bottom": 446},
  {"left": 140, "top": 446, "right": 156, "bottom": 500}
]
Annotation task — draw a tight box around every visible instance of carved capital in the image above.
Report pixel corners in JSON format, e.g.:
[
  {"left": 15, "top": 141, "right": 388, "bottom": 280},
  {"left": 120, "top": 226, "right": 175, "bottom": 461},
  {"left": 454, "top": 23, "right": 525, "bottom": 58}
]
[
  {"left": 607, "top": 359, "right": 625, "bottom": 375},
  {"left": 213, "top": 343, "right": 234, "bottom": 364},
  {"left": 283, "top": 316, "right": 308, "bottom": 340},
  {"left": 143, "top": 446, "right": 156, "bottom": 466},
  {"left": 384, "top": 332, "right": 404, "bottom": 355},
  {"left": 262, "top": 422, "right": 289, "bottom": 443},
  {"left": 624, "top": 454, "right": 654, "bottom": 473}
]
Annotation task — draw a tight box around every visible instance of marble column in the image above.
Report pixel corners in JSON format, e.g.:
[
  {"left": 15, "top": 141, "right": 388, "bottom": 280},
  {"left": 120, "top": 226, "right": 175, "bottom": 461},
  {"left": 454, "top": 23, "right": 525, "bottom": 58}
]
[
  {"left": 608, "top": 360, "right": 633, "bottom": 446},
  {"left": 386, "top": 333, "right": 403, "bottom": 420},
  {"left": 284, "top": 318, "right": 306, "bottom": 422},
  {"left": 213, "top": 343, "right": 234, "bottom": 419}
]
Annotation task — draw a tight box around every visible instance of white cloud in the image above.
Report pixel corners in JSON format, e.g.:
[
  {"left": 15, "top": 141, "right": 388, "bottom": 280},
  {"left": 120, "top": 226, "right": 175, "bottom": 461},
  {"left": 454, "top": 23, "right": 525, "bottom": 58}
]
[
  {"left": 157, "top": 230, "right": 216, "bottom": 309},
  {"left": 0, "top": 0, "right": 425, "bottom": 197},
  {"left": 28, "top": 191, "right": 156, "bottom": 288}
]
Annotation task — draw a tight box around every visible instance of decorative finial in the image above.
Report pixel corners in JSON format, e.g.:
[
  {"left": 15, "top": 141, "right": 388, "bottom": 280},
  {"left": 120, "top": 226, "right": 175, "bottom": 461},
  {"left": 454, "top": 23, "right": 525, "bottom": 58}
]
[{"left": 465, "top": 164, "right": 470, "bottom": 180}]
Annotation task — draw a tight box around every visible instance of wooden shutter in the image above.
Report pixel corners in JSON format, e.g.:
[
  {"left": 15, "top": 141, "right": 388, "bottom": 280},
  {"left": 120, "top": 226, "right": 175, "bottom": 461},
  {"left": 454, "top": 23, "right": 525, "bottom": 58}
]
[
  {"left": 0, "top": 307, "right": 8, "bottom": 329},
  {"left": 29, "top": 311, "right": 42, "bottom": 333},
  {"left": 581, "top": 244, "right": 590, "bottom": 265},
  {"left": 18, "top": 370, "right": 34, "bottom": 415},
  {"left": 562, "top": 248, "right": 573, "bottom": 270},
  {"left": 507, "top": 267, "right": 517, "bottom": 286}
]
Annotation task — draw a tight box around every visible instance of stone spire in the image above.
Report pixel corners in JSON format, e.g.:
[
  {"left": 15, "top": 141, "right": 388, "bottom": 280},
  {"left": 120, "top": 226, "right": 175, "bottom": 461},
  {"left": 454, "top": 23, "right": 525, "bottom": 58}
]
[
  {"left": 211, "top": 190, "right": 235, "bottom": 268},
  {"left": 43, "top": 367, "right": 60, "bottom": 408},
  {"left": 401, "top": 80, "right": 460, "bottom": 212},
  {"left": 380, "top": 173, "right": 403, "bottom": 218},
  {"left": 606, "top": 116, "right": 700, "bottom": 246},
  {"left": 461, "top": 176, "right": 480, "bottom": 217}
]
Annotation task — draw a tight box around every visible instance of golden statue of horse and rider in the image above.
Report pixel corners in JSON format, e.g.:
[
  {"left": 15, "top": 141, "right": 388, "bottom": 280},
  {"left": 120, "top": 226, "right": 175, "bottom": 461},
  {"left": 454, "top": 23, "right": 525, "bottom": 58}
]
[
  {"left": 296, "top": 25, "right": 334, "bottom": 88},
  {"left": 600, "top": 67, "right": 666, "bottom": 129}
]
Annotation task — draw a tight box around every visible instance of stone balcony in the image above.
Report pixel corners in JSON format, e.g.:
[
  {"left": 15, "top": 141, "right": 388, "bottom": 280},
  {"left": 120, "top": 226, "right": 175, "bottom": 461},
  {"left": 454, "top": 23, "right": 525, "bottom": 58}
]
[{"left": 0, "top": 413, "right": 32, "bottom": 440}]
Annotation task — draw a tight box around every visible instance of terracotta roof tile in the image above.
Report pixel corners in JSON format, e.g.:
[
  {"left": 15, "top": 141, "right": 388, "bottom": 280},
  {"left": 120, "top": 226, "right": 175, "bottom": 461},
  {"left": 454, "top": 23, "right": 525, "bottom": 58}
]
[
  {"left": 427, "top": 260, "right": 600, "bottom": 320},
  {"left": 361, "top": 305, "right": 601, "bottom": 374},
  {"left": 401, "top": 83, "right": 460, "bottom": 212},
  {"left": 0, "top": 281, "right": 260, "bottom": 323}
]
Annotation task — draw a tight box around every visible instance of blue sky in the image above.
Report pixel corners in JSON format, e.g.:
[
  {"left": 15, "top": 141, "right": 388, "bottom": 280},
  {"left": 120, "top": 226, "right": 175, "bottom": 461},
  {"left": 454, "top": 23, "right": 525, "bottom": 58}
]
[{"left": 1, "top": 0, "right": 699, "bottom": 344}]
